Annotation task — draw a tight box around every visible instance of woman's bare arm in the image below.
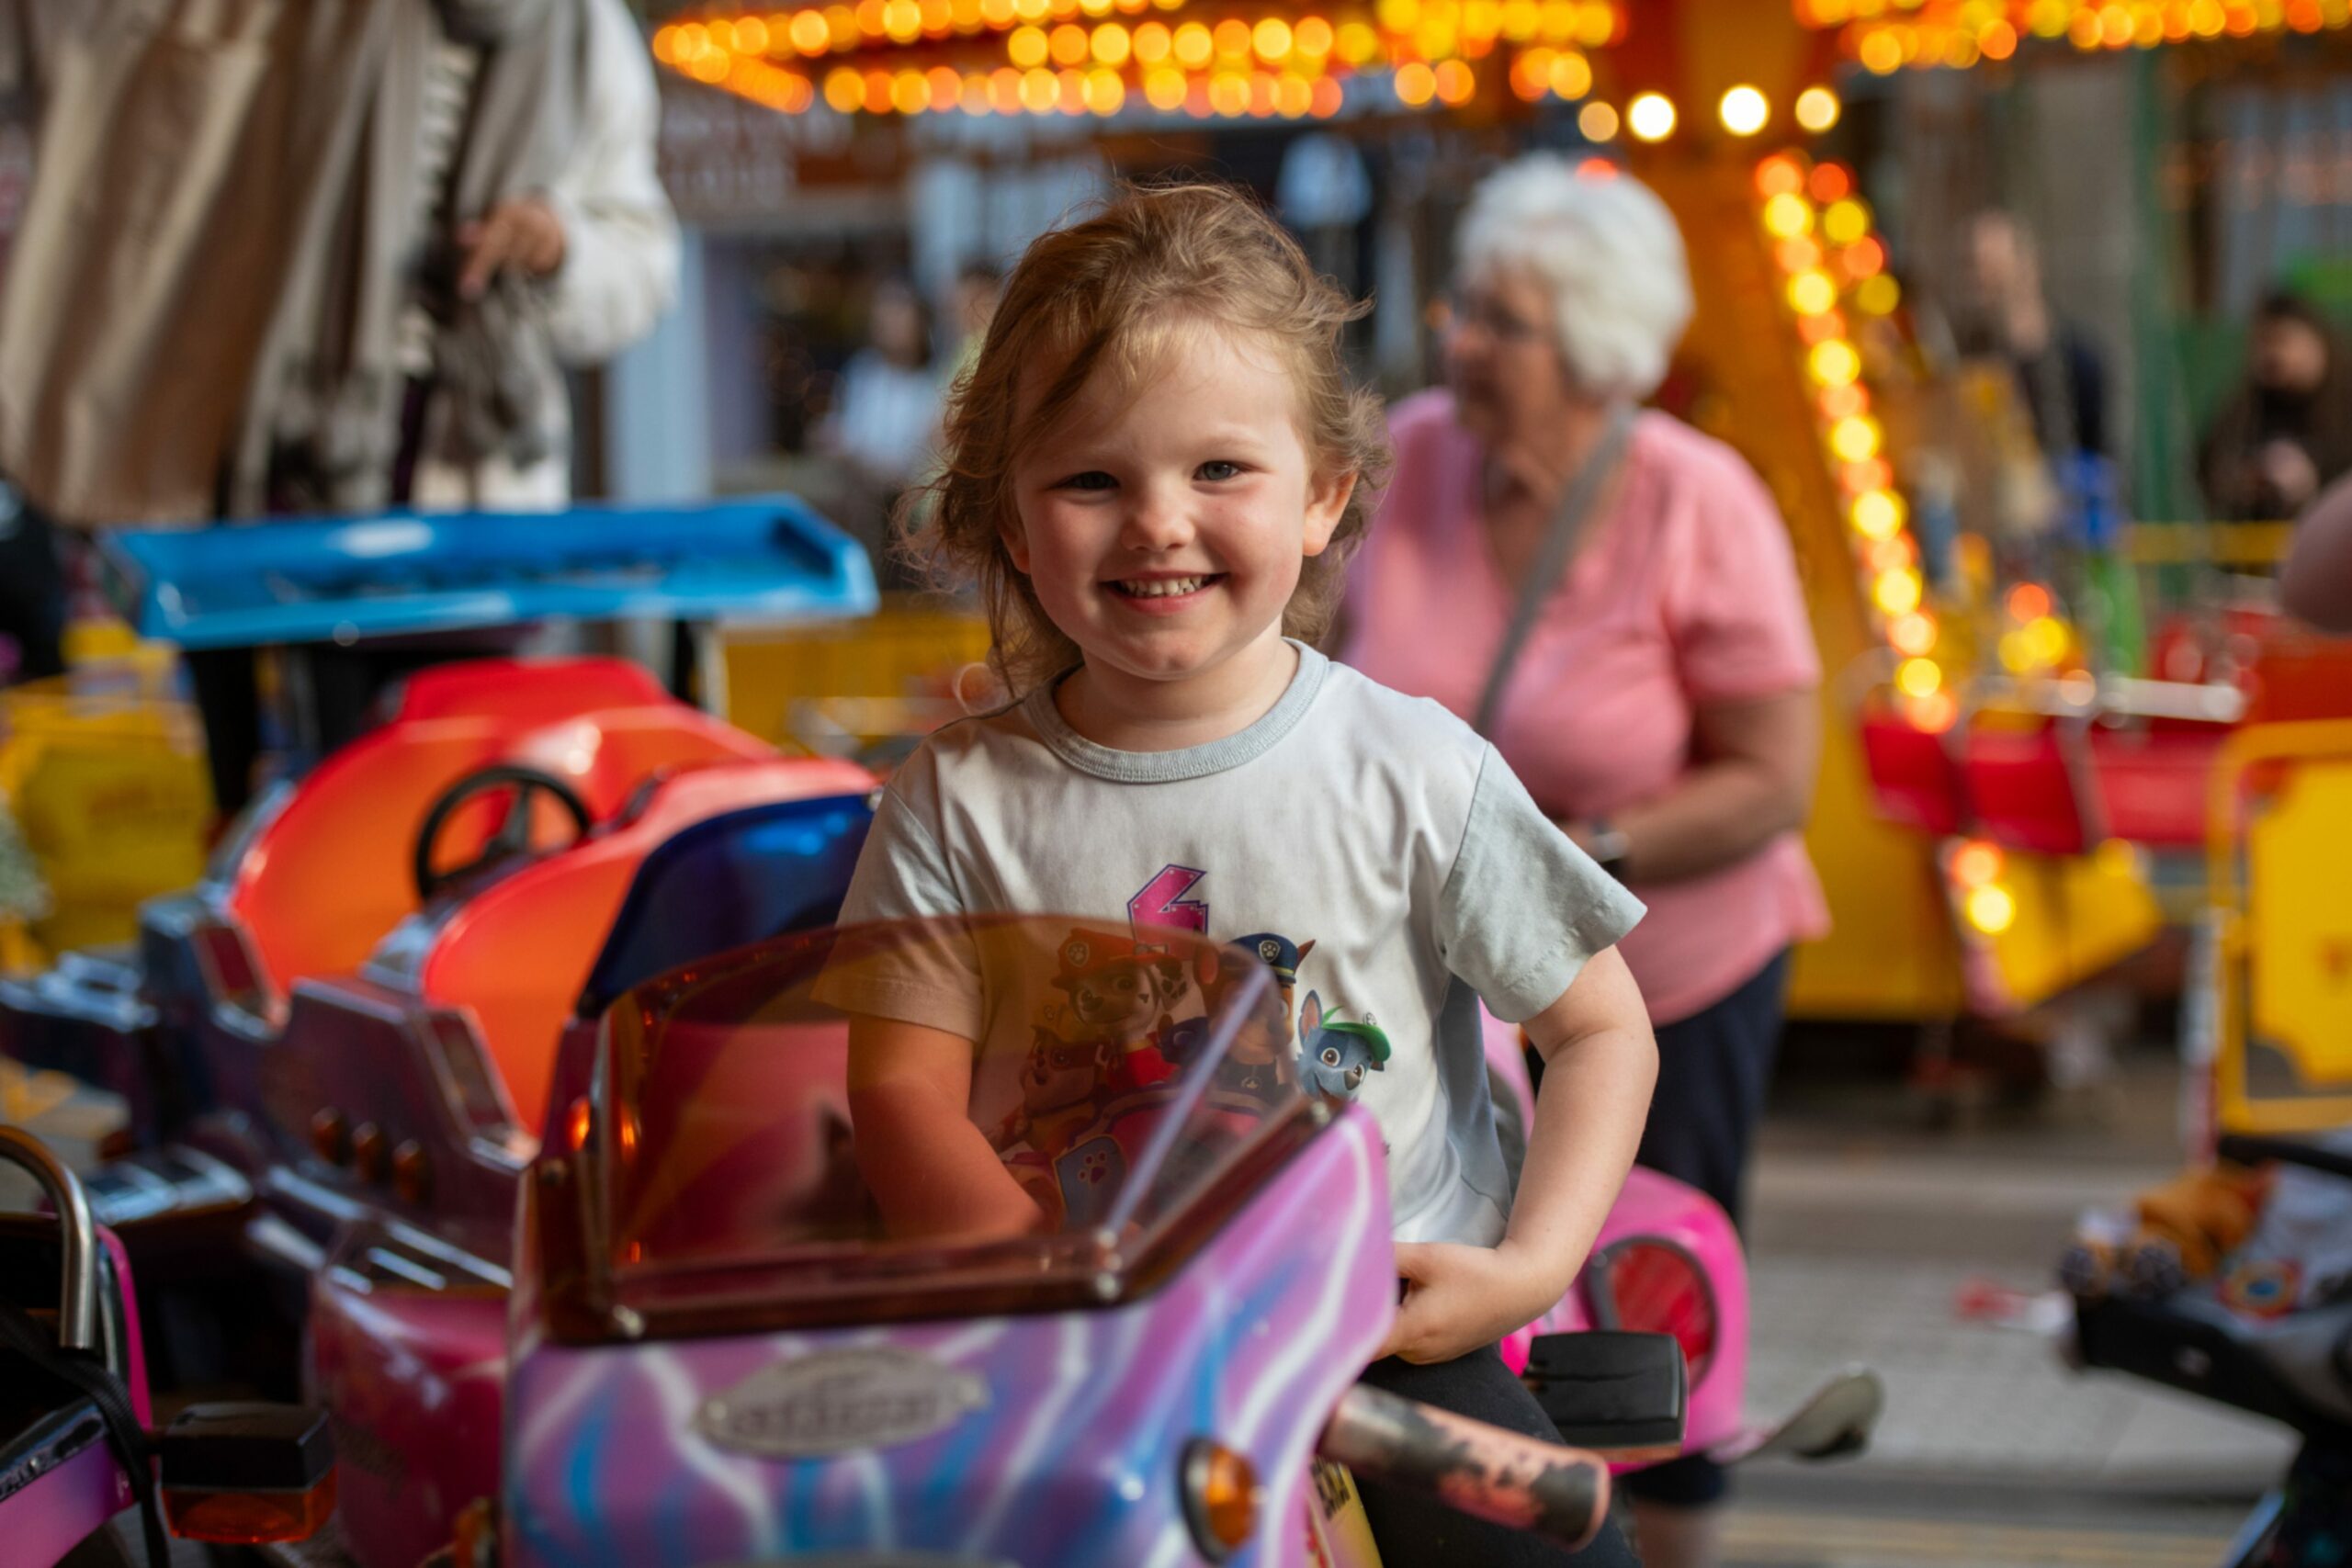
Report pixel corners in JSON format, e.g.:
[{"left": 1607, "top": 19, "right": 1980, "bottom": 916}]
[{"left": 1570, "top": 687, "right": 1821, "bottom": 883}]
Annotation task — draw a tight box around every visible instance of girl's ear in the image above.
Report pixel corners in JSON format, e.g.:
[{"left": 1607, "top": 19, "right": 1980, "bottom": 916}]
[
  {"left": 1301, "top": 468, "right": 1358, "bottom": 558},
  {"left": 1000, "top": 505, "right": 1033, "bottom": 574}
]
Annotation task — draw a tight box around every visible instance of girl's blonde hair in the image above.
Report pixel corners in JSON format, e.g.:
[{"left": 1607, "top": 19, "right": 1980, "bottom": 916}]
[{"left": 901, "top": 182, "right": 1390, "bottom": 695}]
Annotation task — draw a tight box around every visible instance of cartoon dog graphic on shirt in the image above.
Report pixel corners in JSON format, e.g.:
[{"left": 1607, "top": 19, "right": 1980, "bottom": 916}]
[
  {"left": 1046, "top": 927, "right": 1188, "bottom": 1093},
  {"left": 1001, "top": 1027, "right": 1115, "bottom": 1157},
  {"left": 1297, "top": 991, "right": 1390, "bottom": 1100}
]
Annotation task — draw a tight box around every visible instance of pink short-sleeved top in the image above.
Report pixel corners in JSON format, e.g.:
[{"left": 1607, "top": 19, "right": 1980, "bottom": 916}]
[{"left": 1340, "top": 389, "right": 1830, "bottom": 1025}]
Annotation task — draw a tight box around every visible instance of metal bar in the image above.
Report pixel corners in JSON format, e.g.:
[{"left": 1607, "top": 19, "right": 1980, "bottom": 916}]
[{"left": 0, "top": 1124, "right": 99, "bottom": 1353}]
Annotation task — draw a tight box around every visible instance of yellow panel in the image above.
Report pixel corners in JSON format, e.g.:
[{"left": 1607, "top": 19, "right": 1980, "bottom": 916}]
[
  {"left": 1, "top": 660, "right": 212, "bottom": 952},
  {"left": 718, "top": 601, "right": 991, "bottom": 750},
  {"left": 1980, "top": 845, "right": 2164, "bottom": 1013},
  {"left": 2208, "top": 720, "right": 2352, "bottom": 1134},
  {"left": 1788, "top": 699, "right": 1966, "bottom": 1020},
  {"left": 2245, "top": 758, "right": 2352, "bottom": 1095}
]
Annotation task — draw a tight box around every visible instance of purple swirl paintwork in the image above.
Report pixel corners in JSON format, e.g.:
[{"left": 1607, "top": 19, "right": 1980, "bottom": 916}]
[{"left": 504, "top": 1111, "right": 1394, "bottom": 1568}]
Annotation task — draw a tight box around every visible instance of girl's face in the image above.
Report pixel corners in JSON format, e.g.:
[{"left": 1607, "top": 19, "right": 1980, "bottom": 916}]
[{"left": 1004, "top": 323, "right": 1354, "bottom": 702}]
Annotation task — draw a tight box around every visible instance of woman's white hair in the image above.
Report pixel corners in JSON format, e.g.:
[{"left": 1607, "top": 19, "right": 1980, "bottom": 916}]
[{"left": 1455, "top": 155, "right": 1693, "bottom": 400}]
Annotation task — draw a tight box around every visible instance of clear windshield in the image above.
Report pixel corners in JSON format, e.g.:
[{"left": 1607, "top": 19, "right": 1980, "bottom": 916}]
[{"left": 564, "top": 914, "right": 1317, "bottom": 1333}]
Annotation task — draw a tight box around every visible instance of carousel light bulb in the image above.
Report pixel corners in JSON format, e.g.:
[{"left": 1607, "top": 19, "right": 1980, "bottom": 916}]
[
  {"left": 1761, "top": 192, "right": 1815, "bottom": 239},
  {"left": 1851, "top": 489, "right": 1905, "bottom": 539},
  {"left": 1873, "top": 567, "right": 1923, "bottom": 615},
  {"left": 1718, "top": 85, "right": 1769, "bottom": 136},
  {"left": 1895, "top": 657, "right": 1943, "bottom": 699},
  {"left": 1794, "top": 85, "right": 1840, "bottom": 131},
  {"left": 1823, "top": 197, "right": 1871, "bottom": 245},
  {"left": 1788, "top": 270, "right": 1839, "bottom": 316},
  {"left": 1577, "top": 100, "right": 1620, "bottom": 141},
  {"left": 1829, "top": 415, "right": 1882, "bottom": 462},
  {"left": 1888, "top": 610, "right": 1937, "bottom": 656},
  {"left": 1964, "top": 884, "right": 2018, "bottom": 935},
  {"left": 1627, "top": 92, "right": 1676, "bottom": 141},
  {"left": 1809, "top": 338, "right": 1861, "bottom": 386}
]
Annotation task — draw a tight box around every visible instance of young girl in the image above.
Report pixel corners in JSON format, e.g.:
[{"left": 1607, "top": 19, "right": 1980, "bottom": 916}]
[{"left": 835, "top": 184, "right": 1657, "bottom": 1566}]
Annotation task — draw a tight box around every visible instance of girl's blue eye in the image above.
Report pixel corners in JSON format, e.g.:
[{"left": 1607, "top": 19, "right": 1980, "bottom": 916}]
[
  {"left": 1059, "top": 471, "right": 1116, "bottom": 491},
  {"left": 1197, "top": 460, "right": 1243, "bottom": 482}
]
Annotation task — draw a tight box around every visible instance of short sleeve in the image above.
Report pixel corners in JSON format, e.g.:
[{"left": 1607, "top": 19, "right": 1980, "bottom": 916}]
[
  {"left": 1436, "top": 747, "right": 1645, "bottom": 1023},
  {"left": 819, "top": 781, "right": 984, "bottom": 1040},
  {"left": 837, "top": 780, "right": 964, "bottom": 927},
  {"left": 1665, "top": 449, "right": 1823, "bottom": 704}
]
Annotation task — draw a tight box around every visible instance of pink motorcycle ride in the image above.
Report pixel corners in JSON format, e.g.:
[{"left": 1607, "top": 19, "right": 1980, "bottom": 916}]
[{"left": 301, "top": 910, "right": 1873, "bottom": 1565}]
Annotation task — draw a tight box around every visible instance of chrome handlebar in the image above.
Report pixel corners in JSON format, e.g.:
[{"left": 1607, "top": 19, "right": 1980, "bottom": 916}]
[{"left": 0, "top": 1124, "right": 99, "bottom": 1353}]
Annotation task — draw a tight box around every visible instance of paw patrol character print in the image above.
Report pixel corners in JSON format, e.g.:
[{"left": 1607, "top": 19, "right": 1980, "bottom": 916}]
[
  {"left": 1297, "top": 992, "right": 1389, "bottom": 1100},
  {"left": 1232, "top": 932, "right": 1316, "bottom": 1041},
  {"left": 999, "top": 1027, "right": 1117, "bottom": 1157},
  {"left": 1048, "top": 927, "right": 1187, "bottom": 1091}
]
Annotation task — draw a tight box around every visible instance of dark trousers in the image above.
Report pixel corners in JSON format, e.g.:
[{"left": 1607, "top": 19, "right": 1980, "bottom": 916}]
[
  {"left": 0, "top": 499, "right": 67, "bottom": 682},
  {"left": 1620, "top": 949, "right": 1792, "bottom": 1508},
  {"left": 1356, "top": 1346, "right": 1640, "bottom": 1566}
]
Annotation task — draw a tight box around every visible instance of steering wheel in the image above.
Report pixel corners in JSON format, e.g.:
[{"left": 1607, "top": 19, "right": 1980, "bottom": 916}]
[{"left": 412, "top": 764, "right": 594, "bottom": 901}]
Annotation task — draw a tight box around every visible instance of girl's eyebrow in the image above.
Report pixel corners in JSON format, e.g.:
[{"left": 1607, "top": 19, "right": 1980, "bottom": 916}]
[{"left": 1034, "top": 423, "right": 1278, "bottom": 461}]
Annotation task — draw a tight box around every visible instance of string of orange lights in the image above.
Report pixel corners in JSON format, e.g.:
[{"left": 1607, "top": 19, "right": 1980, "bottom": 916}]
[
  {"left": 650, "top": 0, "right": 1652, "bottom": 117},
  {"left": 1753, "top": 152, "right": 1954, "bottom": 728},
  {"left": 1758, "top": 146, "right": 2086, "bottom": 728},
  {"left": 1795, "top": 0, "right": 2352, "bottom": 74}
]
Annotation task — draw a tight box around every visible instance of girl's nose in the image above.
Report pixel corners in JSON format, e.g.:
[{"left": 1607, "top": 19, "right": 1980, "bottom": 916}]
[{"left": 1119, "top": 489, "right": 1196, "bottom": 552}]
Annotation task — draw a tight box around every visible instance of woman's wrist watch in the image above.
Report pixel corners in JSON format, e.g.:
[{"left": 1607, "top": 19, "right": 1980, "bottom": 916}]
[{"left": 1587, "top": 818, "right": 1632, "bottom": 882}]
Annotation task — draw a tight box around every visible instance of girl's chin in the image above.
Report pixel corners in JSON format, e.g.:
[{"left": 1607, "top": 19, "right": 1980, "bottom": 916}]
[{"left": 1081, "top": 629, "right": 1291, "bottom": 685}]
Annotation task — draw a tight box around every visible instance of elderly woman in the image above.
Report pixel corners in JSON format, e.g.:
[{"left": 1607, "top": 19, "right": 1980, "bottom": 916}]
[{"left": 1340, "top": 156, "right": 1826, "bottom": 1568}]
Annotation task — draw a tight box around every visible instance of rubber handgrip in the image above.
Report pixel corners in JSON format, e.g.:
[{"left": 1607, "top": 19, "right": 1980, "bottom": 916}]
[{"left": 1317, "top": 1382, "right": 1610, "bottom": 1551}]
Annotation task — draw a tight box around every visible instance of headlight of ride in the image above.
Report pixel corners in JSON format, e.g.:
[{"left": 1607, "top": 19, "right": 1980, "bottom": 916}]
[{"left": 1181, "top": 1438, "right": 1261, "bottom": 1561}]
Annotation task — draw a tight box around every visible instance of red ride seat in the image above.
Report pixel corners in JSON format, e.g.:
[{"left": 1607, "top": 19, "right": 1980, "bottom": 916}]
[
  {"left": 223, "top": 658, "right": 775, "bottom": 1010},
  {"left": 1859, "top": 714, "right": 1965, "bottom": 836},
  {"left": 1962, "top": 724, "right": 2098, "bottom": 856},
  {"left": 384, "top": 657, "right": 673, "bottom": 725},
  {"left": 415, "top": 757, "right": 873, "bottom": 1132}
]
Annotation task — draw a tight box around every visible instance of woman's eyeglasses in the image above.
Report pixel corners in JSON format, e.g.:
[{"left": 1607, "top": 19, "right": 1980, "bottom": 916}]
[{"left": 1436, "top": 291, "right": 1545, "bottom": 346}]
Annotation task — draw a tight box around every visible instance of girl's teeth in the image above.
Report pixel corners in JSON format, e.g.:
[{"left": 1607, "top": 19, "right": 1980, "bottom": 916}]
[{"left": 1123, "top": 577, "right": 1204, "bottom": 597}]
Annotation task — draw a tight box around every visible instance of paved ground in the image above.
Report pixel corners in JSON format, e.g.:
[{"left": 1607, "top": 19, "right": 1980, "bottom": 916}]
[{"left": 1718, "top": 1038, "right": 2292, "bottom": 1566}]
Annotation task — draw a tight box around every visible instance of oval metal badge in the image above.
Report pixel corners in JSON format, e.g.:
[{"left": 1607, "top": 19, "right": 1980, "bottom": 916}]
[{"left": 695, "top": 1348, "right": 989, "bottom": 1458}]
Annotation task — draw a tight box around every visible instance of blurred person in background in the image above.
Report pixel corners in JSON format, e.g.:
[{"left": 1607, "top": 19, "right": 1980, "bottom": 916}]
[
  {"left": 0, "top": 0, "right": 676, "bottom": 815},
  {"left": 1955, "top": 208, "right": 2110, "bottom": 466},
  {"left": 1340, "top": 154, "right": 1826, "bottom": 1568},
  {"left": 817, "top": 276, "right": 941, "bottom": 590},
  {"left": 2199, "top": 290, "right": 2352, "bottom": 524}
]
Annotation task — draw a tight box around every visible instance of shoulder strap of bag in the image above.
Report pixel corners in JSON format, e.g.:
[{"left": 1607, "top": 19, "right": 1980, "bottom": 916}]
[{"left": 1470, "top": 401, "right": 1637, "bottom": 739}]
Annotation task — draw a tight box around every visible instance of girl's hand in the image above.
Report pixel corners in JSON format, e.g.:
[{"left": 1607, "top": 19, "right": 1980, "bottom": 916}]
[{"left": 1382, "top": 1240, "right": 1572, "bottom": 1365}]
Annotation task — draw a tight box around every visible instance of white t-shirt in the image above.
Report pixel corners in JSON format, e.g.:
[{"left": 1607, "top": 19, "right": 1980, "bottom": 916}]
[{"left": 835, "top": 643, "right": 1645, "bottom": 1246}]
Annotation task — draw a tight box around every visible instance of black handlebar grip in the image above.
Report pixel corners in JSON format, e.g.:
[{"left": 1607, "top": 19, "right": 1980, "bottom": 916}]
[{"left": 1317, "top": 1382, "right": 1610, "bottom": 1551}]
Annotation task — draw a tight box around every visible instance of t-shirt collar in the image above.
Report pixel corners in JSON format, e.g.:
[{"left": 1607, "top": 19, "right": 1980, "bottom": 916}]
[{"left": 1022, "top": 639, "right": 1329, "bottom": 783}]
